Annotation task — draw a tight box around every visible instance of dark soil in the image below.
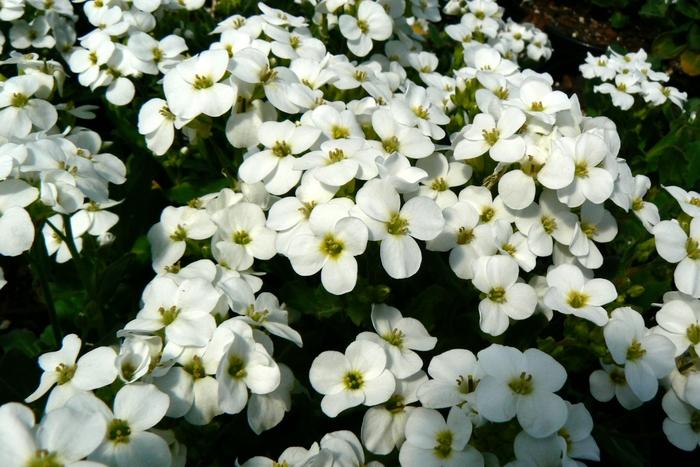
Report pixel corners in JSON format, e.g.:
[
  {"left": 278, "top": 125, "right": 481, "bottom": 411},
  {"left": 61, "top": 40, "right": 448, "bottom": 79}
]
[{"left": 510, "top": 0, "right": 658, "bottom": 51}]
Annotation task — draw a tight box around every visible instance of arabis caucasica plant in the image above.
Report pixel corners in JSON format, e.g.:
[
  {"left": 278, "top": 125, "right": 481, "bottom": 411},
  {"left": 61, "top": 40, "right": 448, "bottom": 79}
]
[{"left": 2, "top": 0, "right": 699, "bottom": 465}]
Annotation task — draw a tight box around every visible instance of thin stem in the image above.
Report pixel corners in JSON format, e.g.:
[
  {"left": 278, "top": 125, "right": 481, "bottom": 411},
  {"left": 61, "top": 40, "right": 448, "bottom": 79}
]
[
  {"left": 45, "top": 217, "right": 92, "bottom": 294},
  {"left": 31, "top": 238, "right": 62, "bottom": 343}
]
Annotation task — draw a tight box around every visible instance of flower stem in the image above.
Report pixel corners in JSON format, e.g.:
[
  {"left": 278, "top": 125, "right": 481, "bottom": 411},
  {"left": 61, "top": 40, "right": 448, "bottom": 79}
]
[{"left": 31, "top": 237, "right": 62, "bottom": 343}]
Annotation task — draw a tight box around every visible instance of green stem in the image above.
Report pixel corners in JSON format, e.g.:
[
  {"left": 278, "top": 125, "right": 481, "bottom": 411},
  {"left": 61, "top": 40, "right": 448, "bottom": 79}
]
[
  {"left": 31, "top": 238, "right": 62, "bottom": 343},
  {"left": 46, "top": 217, "right": 95, "bottom": 298}
]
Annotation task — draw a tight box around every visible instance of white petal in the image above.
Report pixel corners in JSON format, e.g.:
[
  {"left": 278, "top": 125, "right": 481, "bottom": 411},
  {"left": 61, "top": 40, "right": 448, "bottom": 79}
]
[
  {"left": 380, "top": 234, "right": 422, "bottom": 279},
  {"left": 113, "top": 384, "right": 169, "bottom": 432},
  {"left": 322, "top": 254, "right": 358, "bottom": 295}
]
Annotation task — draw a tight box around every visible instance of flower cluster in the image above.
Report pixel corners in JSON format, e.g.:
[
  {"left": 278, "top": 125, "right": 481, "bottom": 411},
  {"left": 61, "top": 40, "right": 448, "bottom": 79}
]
[
  {"left": 1, "top": 0, "right": 698, "bottom": 465},
  {"left": 0, "top": 54, "right": 125, "bottom": 286},
  {"left": 580, "top": 48, "right": 687, "bottom": 110}
]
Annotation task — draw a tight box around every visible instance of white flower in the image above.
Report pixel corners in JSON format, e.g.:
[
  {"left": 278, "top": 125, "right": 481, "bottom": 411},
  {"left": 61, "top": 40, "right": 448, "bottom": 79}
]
[
  {"left": 642, "top": 81, "right": 687, "bottom": 108},
  {"left": 0, "top": 179, "right": 37, "bottom": 257},
  {"left": 211, "top": 202, "right": 277, "bottom": 270},
  {"left": 265, "top": 26, "right": 326, "bottom": 61},
  {"left": 309, "top": 340, "right": 395, "bottom": 417},
  {"left": 475, "top": 344, "right": 568, "bottom": 437},
  {"left": 225, "top": 99, "right": 278, "bottom": 149},
  {"left": 163, "top": 49, "right": 236, "bottom": 120},
  {"left": 361, "top": 371, "right": 428, "bottom": 455},
  {"left": 287, "top": 202, "right": 368, "bottom": 294},
  {"left": 339, "top": 1, "right": 393, "bottom": 57},
  {"left": 399, "top": 407, "right": 484, "bottom": 467},
  {"left": 148, "top": 205, "right": 217, "bottom": 272},
  {"left": 115, "top": 335, "right": 161, "bottom": 383},
  {"left": 232, "top": 292, "right": 303, "bottom": 347},
  {"left": 653, "top": 218, "right": 700, "bottom": 298},
  {"left": 375, "top": 152, "right": 429, "bottom": 193},
  {"left": 630, "top": 175, "right": 659, "bottom": 233},
  {"left": 506, "top": 431, "right": 565, "bottom": 467},
  {"left": 241, "top": 443, "right": 320, "bottom": 467},
  {"left": 295, "top": 138, "right": 379, "bottom": 187},
  {"left": 589, "top": 362, "right": 643, "bottom": 410},
  {"left": 603, "top": 307, "right": 675, "bottom": 402},
  {"left": 664, "top": 185, "right": 700, "bottom": 218},
  {"left": 491, "top": 220, "right": 537, "bottom": 272},
  {"left": 428, "top": 203, "right": 493, "bottom": 281},
  {"left": 258, "top": 2, "right": 307, "bottom": 27},
  {"left": 247, "top": 363, "right": 294, "bottom": 434},
  {"left": 309, "top": 104, "right": 364, "bottom": 140},
  {"left": 467, "top": 45, "right": 517, "bottom": 74},
  {"left": 472, "top": 255, "right": 537, "bottom": 336},
  {"left": 72, "top": 200, "right": 120, "bottom": 237},
  {"left": 413, "top": 153, "right": 472, "bottom": 208},
  {"left": 454, "top": 108, "right": 526, "bottom": 163},
  {"left": 0, "top": 75, "right": 57, "bottom": 138},
  {"left": 356, "top": 304, "right": 436, "bottom": 378},
  {"left": 594, "top": 74, "right": 641, "bottom": 110},
  {"left": 212, "top": 321, "right": 281, "bottom": 415},
  {"left": 138, "top": 98, "right": 188, "bottom": 156},
  {"left": 265, "top": 173, "right": 336, "bottom": 255},
  {"left": 498, "top": 140, "right": 575, "bottom": 210},
  {"left": 153, "top": 347, "right": 222, "bottom": 425},
  {"left": 229, "top": 48, "right": 300, "bottom": 114},
  {"left": 580, "top": 52, "right": 617, "bottom": 81},
  {"left": 318, "top": 430, "right": 374, "bottom": 466},
  {"left": 25, "top": 334, "right": 118, "bottom": 410},
  {"left": 391, "top": 83, "right": 450, "bottom": 139},
  {"left": 128, "top": 32, "right": 187, "bottom": 75},
  {"left": 0, "top": 400, "right": 106, "bottom": 467},
  {"left": 0, "top": 0, "right": 24, "bottom": 21},
  {"left": 558, "top": 402, "right": 600, "bottom": 464},
  {"left": 544, "top": 263, "right": 617, "bottom": 326},
  {"left": 87, "top": 384, "right": 172, "bottom": 467},
  {"left": 125, "top": 277, "right": 220, "bottom": 347},
  {"left": 569, "top": 201, "right": 618, "bottom": 270},
  {"left": 514, "top": 190, "right": 578, "bottom": 257},
  {"left": 555, "top": 132, "right": 614, "bottom": 207},
  {"left": 353, "top": 179, "right": 444, "bottom": 279},
  {"left": 458, "top": 185, "right": 513, "bottom": 225},
  {"left": 506, "top": 77, "right": 570, "bottom": 125},
  {"left": 654, "top": 297, "right": 700, "bottom": 356},
  {"left": 418, "top": 349, "right": 482, "bottom": 409},
  {"left": 371, "top": 108, "right": 435, "bottom": 159},
  {"left": 662, "top": 389, "right": 700, "bottom": 451},
  {"left": 43, "top": 214, "right": 90, "bottom": 264},
  {"left": 9, "top": 17, "right": 55, "bottom": 50},
  {"left": 68, "top": 31, "right": 115, "bottom": 88},
  {"left": 238, "top": 120, "right": 321, "bottom": 195}
]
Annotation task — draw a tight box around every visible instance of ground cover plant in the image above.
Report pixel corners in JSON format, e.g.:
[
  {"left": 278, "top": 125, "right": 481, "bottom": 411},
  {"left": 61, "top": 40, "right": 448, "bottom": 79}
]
[{"left": 0, "top": 0, "right": 699, "bottom": 465}]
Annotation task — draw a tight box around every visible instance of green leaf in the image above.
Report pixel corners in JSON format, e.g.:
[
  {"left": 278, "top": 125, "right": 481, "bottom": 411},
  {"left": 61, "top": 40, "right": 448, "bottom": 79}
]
[
  {"left": 167, "top": 182, "right": 199, "bottom": 205},
  {"left": 97, "top": 253, "right": 134, "bottom": 303},
  {"left": 684, "top": 141, "right": 700, "bottom": 186},
  {"left": 0, "top": 329, "right": 41, "bottom": 358},
  {"left": 689, "top": 23, "right": 700, "bottom": 51},
  {"left": 39, "top": 326, "right": 58, "bottom": 348},
  {"left": 651, "top": 32, "right": 686, "bottom": 59},
  {"left": 595, "top": 429, "right": 647, "bottom": 467},
  {"left": 51, "top": 287, "right": 89, "bottom": 321},
  {"left": 0, "top": 350, "right": 41, "bottom": 401},
  {"left": 167, "top": 178, "right": 231, "bottom": 205},
  {"left": 130, "top": 235, "right": 151, "bottom": 264},
  {"left": 681, "top": 49, "right": 700, "bottom": 75},
  {"left": 640, "top": 0, "right": 668, "bottom": 17},
  {"left": 677, "top": 0, "right": 700, "bottom": 19},
  {"left": 610, "top": 11, "right": 629, "bottom": 29},
  {"left": 592, "top": 0, "right": 631, "bottom": 8}
]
